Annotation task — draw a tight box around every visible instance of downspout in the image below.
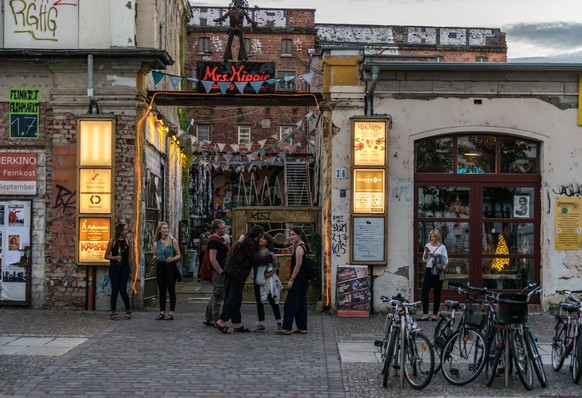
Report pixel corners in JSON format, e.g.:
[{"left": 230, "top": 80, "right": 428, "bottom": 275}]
[
  {"left": 366, "top": 66, "right": 380, "bottom": 116},
  {"left": 87, "top": 54, "right": 94, "bottom": 97}
]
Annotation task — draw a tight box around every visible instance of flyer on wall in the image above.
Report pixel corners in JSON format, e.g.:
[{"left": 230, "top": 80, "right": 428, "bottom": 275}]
[{"left": 0, "top": 200, "right": 31, "bottom": 302}]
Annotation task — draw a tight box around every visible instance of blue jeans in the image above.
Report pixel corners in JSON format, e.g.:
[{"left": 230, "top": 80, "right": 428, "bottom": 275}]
[{"left": 282, "top": 278, "right": 308, "bottom": 330}]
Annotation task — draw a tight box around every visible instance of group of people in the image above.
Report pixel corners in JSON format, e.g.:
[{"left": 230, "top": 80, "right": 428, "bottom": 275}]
[{"left": 105, "top": 219, "right": 311, "bottom": 335}]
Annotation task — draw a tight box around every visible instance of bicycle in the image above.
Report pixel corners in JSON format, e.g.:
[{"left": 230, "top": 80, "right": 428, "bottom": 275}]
[
  {"left": 439, "top": 285, "right": 489, "bottom": 385},
  {"left": 551, "top": 289, "right": 582, "bottom": 383},
  {"left": 485, "top": 285, "right": 543, "bottom": 390},
  {"left": 375, "top": 294, "right": 435, "bottom": 389},
  {"left": 432, "top": 287, "right": 462, "bottom": 373}
]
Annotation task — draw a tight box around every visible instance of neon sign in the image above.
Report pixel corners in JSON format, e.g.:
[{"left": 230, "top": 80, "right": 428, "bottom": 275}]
[{"left": 196, "top": 62, "right": 275, "bottom": 93}]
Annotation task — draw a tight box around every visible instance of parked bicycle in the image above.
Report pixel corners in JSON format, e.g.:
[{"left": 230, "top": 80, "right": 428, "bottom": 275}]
[
  {"left": 551, "top": 289, "right": 582, "bottom": 383},
  {"left": 438, "top": 284, "right": 489, "bottom": 385},
  {"left": 375, "top": 294, "right": 435, "bottom": 389},
  {"left": 485, "top": 284, "right": 545, "bottom": 390}
]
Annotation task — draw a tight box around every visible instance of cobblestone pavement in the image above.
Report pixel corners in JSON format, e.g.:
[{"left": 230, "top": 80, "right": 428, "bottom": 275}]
[{"left": 1, "top": 284, "right": 581, "bottom": 397}]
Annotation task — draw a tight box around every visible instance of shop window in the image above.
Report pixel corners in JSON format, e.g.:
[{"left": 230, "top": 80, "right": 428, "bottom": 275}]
[
  {"left": 501, "top": 137, "right": 539, "bottom": 173},
  {"left": 415, "top": 136, "right": 453, "bottom": 172},
  {"left": 457, "top": 136, "right": 496, "bottom": 174}
]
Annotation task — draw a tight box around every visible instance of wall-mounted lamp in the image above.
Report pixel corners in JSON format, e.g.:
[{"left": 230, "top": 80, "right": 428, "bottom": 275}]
[{"left": 88, "top": 99, "right": 100, "bottom": 115}]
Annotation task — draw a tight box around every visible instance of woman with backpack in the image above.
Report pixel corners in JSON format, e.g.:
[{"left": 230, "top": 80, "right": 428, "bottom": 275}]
[{"left": 279, "top": 227, "right": 310, "bottom": 335}]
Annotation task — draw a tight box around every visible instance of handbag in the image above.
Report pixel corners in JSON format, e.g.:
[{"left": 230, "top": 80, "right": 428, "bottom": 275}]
[
  {"left": 174, "top": 260, "right": 183, "bottom": 282},
  {"left": 430, "top": 244, "right": 444, "bottom": 276}
]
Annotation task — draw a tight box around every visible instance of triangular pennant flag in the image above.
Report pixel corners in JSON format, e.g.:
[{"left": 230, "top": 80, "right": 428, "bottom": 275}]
[
  {"left": 279, "top": 152, "right": 287, "bottom": 158},
  {"left": 300, "top": 72, "right": 314, "bottom": 85},
  {"left": 223, "top": 154, "right": 232, "bottom": 162},
  {"left": 247, "top": 153, "right": 255, "bottom": 161},
  {"left": 169, "top": 75, "right": 182, "bottom": 88},
  {"left": 272, "top": 142, "right": 279, "bottom": 150},
  {"left": 231, "top": 144, "right": 239, "bottom": 152},
  {"left": 258, "top": 139, "right": 267, "bottom": 147},
  {"left": 250, "top": 81, "right": 264, "bottom": 93},
  {"left": 202, "top": 80, "right": 215, "bottom": 93},
  {"left": 296, "top": 120, "right": 303, "bottom": 128},
  {"left": 305, "top": 112, "right": 314, "bottom": 121},
  {"left": 152, "top": 71, "right": 165, "bottom": 86},
  {"left": 234, "top": 82, "right": 248, "bottom": 94},
  {"left": 217, "top": 143, "right": 226, "bottom": 152},
  {"left": 218, "top": 82, "right": 230, "bottom": 94},
  {"left": 284, "top": 76, "right": 296, "bottom": 82},
  {"left": 266, "top": 156, "right": 277, "bottom": 165},
  {"left": 267, "top": 78, "right": 278, "bottom": 85},
  {"left": 271, "top": 133, "right": 279, "bottom": 140},
  {"left": 201, "top": 151, "right": 209, "bottom": 159},
  {"left": 258, "top": 148, "right": 266, "bottom": 156},
  {"left": 187, "top": 77, "right": 199, "bottom": 84}
]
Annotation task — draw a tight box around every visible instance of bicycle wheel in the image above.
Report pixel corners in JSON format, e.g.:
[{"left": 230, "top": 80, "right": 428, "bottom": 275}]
[
  {"left": 551, "top": 320, "right": 566, "bottom": 371},
  {"left": 524, "top": 327, "right": 547, "bottom": 388},
  {"left": 433, "top": 317, "right": 452, "bottom": 373},
  {"left": 572, "top": 333, "right": 582, "bottom": 384},
  {"left": 486, "top": 329, "right": 504, "bottom": 387},
  {"left": 383, "top": 326, "right": 398, "bottom": 387},
  {"left": 380, "top": 315, "right": 394, "bottom": 375},
  {"left": 403, "top": 331, "right": 435, "bottom": 389},
  {"left": 399, "top": 318, "right": 405, "bottom": 387},
  {"left": 440, "top": 328, "right": 486, "bottom": 386},
  {"left": 511, "top": 328, "right": 534, "bottom": 390}
]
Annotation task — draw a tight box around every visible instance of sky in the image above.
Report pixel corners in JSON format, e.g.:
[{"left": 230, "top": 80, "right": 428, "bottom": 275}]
[{"left": 191, "top": 0, "right": 582, "bottom": 62}]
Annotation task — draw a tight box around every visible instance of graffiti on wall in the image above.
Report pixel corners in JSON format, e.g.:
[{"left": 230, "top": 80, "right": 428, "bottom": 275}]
[
  {"left": 52, "top": 184, "right": 76, "bottom": 221},
  {"left": 5, "top": 0, "right": 79, "bottom": 47},
  {"left": 553, "top": 183, "right": 582, "bottom": 197},
  {"left": 332, "top": 215, "right": 348, "bottom": 257}
]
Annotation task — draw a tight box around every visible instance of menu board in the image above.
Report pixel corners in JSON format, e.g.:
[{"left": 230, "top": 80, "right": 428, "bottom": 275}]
[
  {"left": 353, "top": 120, "right": 387, "bottom": 166},
  {"left": 555, "top": 196, "right": 582, "bottom": 250}
]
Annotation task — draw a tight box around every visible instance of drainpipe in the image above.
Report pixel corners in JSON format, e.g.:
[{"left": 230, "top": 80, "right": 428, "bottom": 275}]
[
  {"left": 87, "top": 54, "right": 94, "bottom": 97},
  {"left": 365, "top": 66, "right": 380, "bottom": 116}
]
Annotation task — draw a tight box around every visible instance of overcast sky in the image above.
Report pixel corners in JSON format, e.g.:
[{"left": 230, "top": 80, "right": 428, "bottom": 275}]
[{"left": 191, "top": 0, "right": 582, "bottom": 62}]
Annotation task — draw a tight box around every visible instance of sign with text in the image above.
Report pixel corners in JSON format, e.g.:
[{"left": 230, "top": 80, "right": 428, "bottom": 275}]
[
  {"left": 79, "top": 169, "right": 111, "bottom": 214},
  {"left": 78, "top": 218, "right": 110, "bottom": 264},
  {"left": 353, "top": 169, "right": 385, "bottom": 213},
  {"left": 353, "top": 119, "right": 387, "bottom": 166},
  {"left": 196, "top": 62, "right": 275, "bottom": 93},
  {"left": 4, "top": 0, "right": 79, "bottom": 49},
  {"left": 555, "top": 196, "right": 582, "bottom": 250},
  {"left": 352, "top": 217, "right": 385, "bottom": 262},
  {"left": 9, "top": 88, "right": 39, "bottom": 139},
  {"left": 0, "top": 152, "right": 37, "bottom": 195},
  {"left": 336, "top": 265, "right": 370, "bottom": 317}
]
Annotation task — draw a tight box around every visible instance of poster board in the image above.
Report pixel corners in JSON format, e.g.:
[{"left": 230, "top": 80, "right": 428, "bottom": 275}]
[
  {"left": 0, "top": 200, "right": 32, "bottom": 305},
  {"left": 555, "top": 196, "right": 582, "bottom": 250},
  {"left": 337, "top": 265, "right": 370, "bottom": 317}
]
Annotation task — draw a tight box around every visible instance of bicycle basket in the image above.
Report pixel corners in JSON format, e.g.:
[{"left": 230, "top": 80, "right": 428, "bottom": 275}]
[
  {"left": 463, "top": 302, "right": 488, "bottom": 329},
  {"left": 496, "top": 293, "right": 528, "bottom": 324}
]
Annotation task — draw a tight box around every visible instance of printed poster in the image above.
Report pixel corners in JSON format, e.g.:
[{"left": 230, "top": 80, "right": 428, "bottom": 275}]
[{"left": 337, "top": 265, "right": 370, "bottom": 317}]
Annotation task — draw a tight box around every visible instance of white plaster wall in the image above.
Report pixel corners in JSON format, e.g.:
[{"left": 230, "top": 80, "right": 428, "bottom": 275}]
[{"left": 330, "top": 93, "right": 581, "bottom": 311}]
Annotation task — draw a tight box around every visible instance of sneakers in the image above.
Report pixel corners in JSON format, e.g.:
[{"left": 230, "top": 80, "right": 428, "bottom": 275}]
[{"left": 255, "top": 324, "right": 266, "bottom": 333}]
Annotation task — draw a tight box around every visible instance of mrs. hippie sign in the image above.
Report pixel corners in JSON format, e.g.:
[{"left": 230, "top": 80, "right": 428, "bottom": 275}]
[
  {"left": 196, "top": 62, "right": 275, "bottom": 94},
  {"left": 3, "top": 0, "right": 79, "bottom": 48}
]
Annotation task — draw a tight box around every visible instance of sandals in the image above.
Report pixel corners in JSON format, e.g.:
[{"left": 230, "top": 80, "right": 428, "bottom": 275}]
[
  {"left": 292, "top": 329, "right": 307, "bottom": 334},
  {"left": 124, "top": 312, "right": 133, "bottom": 320},
  {"left": 164, "top": 314, "right": 175, "bottom": 320},
  {"left": 110, "top": 312, "right": 118, "bottom": 320},
  {"left": 232, "top": 326, "right": 251, "bottom": 333},
  {"left": 216, "top": 323, "right": 231, "bottom": 334},
  {"left": 156, "top": 313, "right": 165, "bottom": 320},
  {"left": 203, "top": 320, "right": 215, "bottom": 327},
  {"left": 277, "top": 329, "right": 292, "bottom": 335}
]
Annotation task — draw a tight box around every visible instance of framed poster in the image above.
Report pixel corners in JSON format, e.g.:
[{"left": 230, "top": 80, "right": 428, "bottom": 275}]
[
  {"left": 353, "top": 169, "right": 385, "bottom": 213},
  {"left": 78, "top": 217, "right": 111, "bottom": 264},
  {"left": 337, "top": 265, "right": 371, "bottom": 317},
  {"left": 514, "top": 194, "right": 530, "bottom": 218},
  {"left": 352, "top": 216, "right": 385, "bottom": 263},
  {"left": 352, "top": 118, "right": 388, "bottom": 166}
]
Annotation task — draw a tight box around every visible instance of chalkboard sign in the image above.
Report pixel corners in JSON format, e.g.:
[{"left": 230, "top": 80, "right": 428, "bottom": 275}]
[{"left": 9, "top": 88, "right": 39, "bottom": 139}]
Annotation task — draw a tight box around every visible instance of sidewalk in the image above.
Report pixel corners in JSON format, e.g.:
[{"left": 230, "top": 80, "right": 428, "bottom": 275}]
[{"left": 0, "top": 280, "right": 581, "bottom": 397}]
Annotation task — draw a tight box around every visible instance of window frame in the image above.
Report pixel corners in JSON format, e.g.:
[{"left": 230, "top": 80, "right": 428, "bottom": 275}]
[
  {"left": 281, "top": 39, "right": 292, "bottom": 56},
  {"left": 198, "top": 37, "right": 210, "bottom": 54},
  {"left": 237, "top": 125, "right": 251, "bottom": 145},
  {"left": 196, "top": 125, "right": 210, "bottom": 142}
]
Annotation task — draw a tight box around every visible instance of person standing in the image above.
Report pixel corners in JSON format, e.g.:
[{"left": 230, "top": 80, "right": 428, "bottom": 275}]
[
  {"left": 153, "top": 221, "right": 182, "bottom": 320},
  {"left": 279, "top": 227, "right": 310, "bottom": 335},
  {"left": 253, "top": 233, "right": 282, "bottom": 332},
  {"left": 215, "top": 225, "right": 274, "bottom": 333},
  {"left": 203, "top": 219, "right": 230, "bottom": 327},
  {"left": 104, "top": 223, "right": 133, "bottom": 320},
  {"left": 419, "top": 228, "right": 448, "bottom": 321}
]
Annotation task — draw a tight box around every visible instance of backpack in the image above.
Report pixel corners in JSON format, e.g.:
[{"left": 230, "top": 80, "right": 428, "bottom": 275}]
[
  {"left": 300, "top": 244, "right": 318, "bottom": 281},
  {"left": 200, "top": 236, "right": 227, "bottom": 281}
]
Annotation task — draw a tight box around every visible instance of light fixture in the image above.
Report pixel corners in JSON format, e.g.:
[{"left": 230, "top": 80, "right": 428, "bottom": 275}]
[
  {"left": 463, "top": 153, "right": 480, "bottom": 157},
  {"left": 88, "top": 99, "right": 100, "bottom": 115}
]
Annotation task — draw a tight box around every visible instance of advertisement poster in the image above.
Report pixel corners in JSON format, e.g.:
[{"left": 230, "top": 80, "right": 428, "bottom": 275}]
[
  {"left": 353, "top": 120, "right": 387, "bottom": 166},
  {"left": 9, "top": 89, "right": 39, "bottom": 139},
  {"left": 79, "top": 169, "right": 112, "bottom": 214},
  {"left": 337, "top": 265, "right": 370, "bottom": 317},
  {"left": 78, "top": 218, "right": 110, "bottom": 264},
  {"left": 0, "top": 152, "right": 38, "bottom": 195},
  {"left": 0, "top": 200, "right": 32, "bottom": 303},
  {"left": 353, "top": 169, "right": 385, "bottom": 213},
  {"left": 555, "top": 196, "right": 582, "bottom": 250}
]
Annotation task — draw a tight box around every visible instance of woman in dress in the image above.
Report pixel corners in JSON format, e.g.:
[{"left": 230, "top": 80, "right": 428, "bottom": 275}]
[{"left": 153, "top": 221, "right": 181, "bottom": 320}]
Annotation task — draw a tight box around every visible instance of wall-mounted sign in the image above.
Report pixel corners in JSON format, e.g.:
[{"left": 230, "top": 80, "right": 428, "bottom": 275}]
[
  {"left": 555, "top": 196, "right": 582, "bottom": 250},
  {"left": 352, "top": 217, "right": 386, "bottom": 262},
  {"left": 196, "top": 62, "right": 275, "bottom": 93},
  {"left": 353, "top": 169, "right": 385, "bottom": 213},
  {"left": 353, "top": 119, "right": 387, "bottom": 166},
  {"left": 0, "top": 152, "right": 37, "bottom": 195},
  {"left": 78, "top": 218, "right": 110, "bottom": 264},
  {"left": 9, "top": 89, "right": 39, "bottom": 139},
  {"left": 79, "top": 169, "right": 111, "bottom": 214}
]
